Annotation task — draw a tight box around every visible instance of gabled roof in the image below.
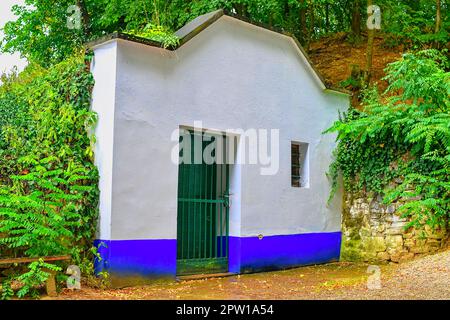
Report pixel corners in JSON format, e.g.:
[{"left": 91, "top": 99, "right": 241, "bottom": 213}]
[{"left": 87, "top": 9, "right": 350, "bottom": 96}]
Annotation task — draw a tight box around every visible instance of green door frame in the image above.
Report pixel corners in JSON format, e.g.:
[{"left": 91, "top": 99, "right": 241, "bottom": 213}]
[{"left": 176, "top": 130, "right": 230, "bottom": 275}]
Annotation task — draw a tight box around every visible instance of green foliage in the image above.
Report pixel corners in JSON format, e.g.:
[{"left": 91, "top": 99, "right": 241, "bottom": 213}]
[
  {"left": 0, "top": 0, "right": 181, "bottom": 67},
  {"left": 339, "top": 75, "right": 363, "bottom": 90},
  {"left": 0, "top": 55, "right": 99, "bottom": 298},
  {"left": 326, "top": 49, "right": 450, "bottom": 229},
  {"left": 1, "top": 1, "right": 87, "bottom": 68},
  {"left": 125, "top": 23, "right": 180, "bottom": 48},
  {"left": 1, "top": 1, "right": 448, "bottom": 68},
  {"left": 1, "top": 280, "right": 14, "bottom": 300},
  {"left": 379, "top": 0, "right": 449, "bottom": 49},
  {"left": 16, "top": 260, "right": 62, "bottom": 298}
]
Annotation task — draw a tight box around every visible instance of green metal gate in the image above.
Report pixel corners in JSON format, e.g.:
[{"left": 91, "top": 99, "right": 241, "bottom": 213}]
[{"left": 176, "top": 130, "right": 230, "bottom": 275}]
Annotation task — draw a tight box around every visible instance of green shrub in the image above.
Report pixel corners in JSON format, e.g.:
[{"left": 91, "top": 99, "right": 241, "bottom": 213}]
[
  {"left": 0, "top": 54, "right": 99, "bottom": 298},
  {"left": 326, "top": 49, "right": 450, "bottom": 230},
  {"left": 125, "top": 23, "right": 180, "bottom": 48}
]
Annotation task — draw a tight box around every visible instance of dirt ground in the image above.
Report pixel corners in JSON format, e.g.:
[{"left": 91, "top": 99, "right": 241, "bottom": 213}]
[
  {"left": 52, "top": 249, "right": 449, "bottom": 300},
  {"left": 308, "top": 33, "right": 403, "bottom": 92}
]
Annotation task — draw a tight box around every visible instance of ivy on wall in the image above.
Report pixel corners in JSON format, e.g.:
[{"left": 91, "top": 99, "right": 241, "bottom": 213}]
[
  {"left": 326, "top": 49, "right": 450, "bottom": 230},
  {"left": 0, "top": 53, "right": 99, "bottom": 298}
]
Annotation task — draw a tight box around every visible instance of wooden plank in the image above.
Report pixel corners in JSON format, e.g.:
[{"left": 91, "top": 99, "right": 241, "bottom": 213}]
[{"left": 0, "top": 255, "right": 71, "bottom": 265}]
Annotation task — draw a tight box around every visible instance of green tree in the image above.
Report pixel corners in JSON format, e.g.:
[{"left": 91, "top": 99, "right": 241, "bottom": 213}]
[
  {"left": 2, "top": 1, "right": 448, "bottom": 68},
  {"left": 326, "top": 49, "right": 450, "bottom": 229},
  {"left": 1, "top": 0, "right": 176, "bottom": 67},
  {"left": 0, "top": 55, "right": 99, "bottom": 298}
]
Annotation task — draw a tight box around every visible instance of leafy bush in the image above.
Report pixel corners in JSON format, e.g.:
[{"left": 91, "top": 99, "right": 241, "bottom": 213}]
[
  {"left": 326, "top": 49, "right": 450, "bottom": 229},
  {"left": 125, "top": 23, "right": 180, "bottom": 48},
  {"left": 0, "top": 54, "right": 99, "bottom": 298},
  {"left": 379, "top": 0, "right": 450, "bottom": 49}
]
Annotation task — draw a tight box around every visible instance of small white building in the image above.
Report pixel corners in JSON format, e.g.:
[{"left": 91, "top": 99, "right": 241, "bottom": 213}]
[{"left": 89, "top": 9, "right": 349, "bottom": 285}]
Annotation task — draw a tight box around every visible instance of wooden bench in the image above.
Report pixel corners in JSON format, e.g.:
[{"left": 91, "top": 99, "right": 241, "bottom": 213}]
[{"left": 0, "top": 255, "right": 71, "bottom": 296}]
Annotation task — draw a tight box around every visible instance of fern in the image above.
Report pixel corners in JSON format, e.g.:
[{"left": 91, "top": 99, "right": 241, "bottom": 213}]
[
  {"left": 0, "top": 54, "right": 99, "bottom": 298},
  {"left": 326, "top": 49, "right": 450, "bottom": 229}
]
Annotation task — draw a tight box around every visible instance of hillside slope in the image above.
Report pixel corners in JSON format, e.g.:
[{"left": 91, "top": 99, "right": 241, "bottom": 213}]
[{"left": 309, "top": 33, "right": 403, "bottom": 99}]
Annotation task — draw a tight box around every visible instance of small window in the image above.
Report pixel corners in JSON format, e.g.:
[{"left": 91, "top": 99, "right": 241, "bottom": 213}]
[{"left": 291, "top": 142, "right": 309, "bottom": 188}]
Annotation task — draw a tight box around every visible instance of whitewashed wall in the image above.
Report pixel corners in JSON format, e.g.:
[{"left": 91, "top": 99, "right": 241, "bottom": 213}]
[
  {"left": 90, "top": 41, "right": 117, "bottom": 240},
  {"left": 92, "top": 16, "right": 349, "bottom": 242}
]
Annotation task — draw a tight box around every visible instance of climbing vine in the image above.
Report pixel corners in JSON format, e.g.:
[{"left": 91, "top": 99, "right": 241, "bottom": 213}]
[
  {"left": 0, "top": 53, "right": 99, "bottom": 298},
  {"left": 326, "top": 49, "right": 450, "bottom": 229}
]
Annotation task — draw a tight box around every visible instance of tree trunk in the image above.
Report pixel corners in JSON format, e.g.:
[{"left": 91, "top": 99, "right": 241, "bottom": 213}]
[
  {"left": 283, "top": 0, "right": 291, "bottom": 32},
  {"left": 284, "top": 0, "right": 290, "bottom": 18},
  {"left": 299, "top": 0, "right": 308, "bottom": 44},
  {"left": 325, "top": 1, "right": 330, "bottom": 33},
  {"left": 153, "top": 0, "right": 161, "bottom": 25},
  {"left": 366, "top": 0, "right": 375, "bottom": 83},
  {"left": 435, "top": 0, "right": 441, "bottom": 33},
  {"left": 336, "top": 7, "right": 344, "bottom": 31},
  {"left": 235, "top": 3, "right": 247, "bottom": 17},
  {"left": 309, "top": 3, "right": 315, "bottom": 45},
  {"left": 351, "top": 0, "right": 361, "bottom": 39},
  {"left": 77, "top": 0, "right": 91, "bottom": 37}
]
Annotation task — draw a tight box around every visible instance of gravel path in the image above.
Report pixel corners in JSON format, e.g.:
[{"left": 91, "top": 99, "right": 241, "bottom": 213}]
[
  {"left": 56, "top": 249, "right": 449, "bottom": 300},
  {"left": 334, "top": 249, "right": 450, "bottom": 300}
]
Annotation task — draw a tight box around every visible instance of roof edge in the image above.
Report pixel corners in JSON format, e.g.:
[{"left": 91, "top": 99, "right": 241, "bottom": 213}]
[
  {"left": 85, "top": 9, "right": 351, "bottom": 96},
  {"left": 177, "top": 9, "right": 225, "bottom": 47},
  {"left": 86, "top": 31, "right": 166, "bottom": 50}
]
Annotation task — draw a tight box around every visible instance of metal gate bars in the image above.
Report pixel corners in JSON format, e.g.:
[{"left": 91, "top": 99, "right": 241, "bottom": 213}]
[{"left": 176, "top": 130, "right": 230, "bottom": 275}]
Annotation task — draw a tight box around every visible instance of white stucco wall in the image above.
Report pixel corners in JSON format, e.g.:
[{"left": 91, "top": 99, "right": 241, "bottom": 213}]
[
  {"left": 92, "top": 16, "right": 348, "bottom": 241},
  {"left": 90, "top": 41, "right": 117, "bottom": 240}
]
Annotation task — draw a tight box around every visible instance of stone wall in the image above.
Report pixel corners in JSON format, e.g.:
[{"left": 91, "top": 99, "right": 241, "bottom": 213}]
[{"left": 341, "top": 193, "right": 448, "bottom": 263}]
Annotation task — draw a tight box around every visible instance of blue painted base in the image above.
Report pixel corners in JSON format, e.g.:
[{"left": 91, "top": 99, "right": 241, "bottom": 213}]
[
  {"left": 94, "top": 239, "right": 177, "bottom": 280},
  {"left": 94, "top": 232, "right": 341, "bottom": 284},
  {"left": 229, "top": 232, "right": 341, "bottom": 273}
]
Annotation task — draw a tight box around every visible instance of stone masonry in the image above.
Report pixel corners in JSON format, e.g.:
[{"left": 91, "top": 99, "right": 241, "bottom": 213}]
[{"left": 341, "top": 193, "right": 448, "bottom": 263}]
